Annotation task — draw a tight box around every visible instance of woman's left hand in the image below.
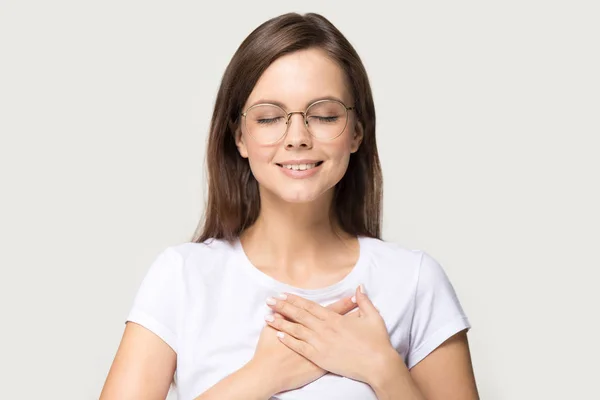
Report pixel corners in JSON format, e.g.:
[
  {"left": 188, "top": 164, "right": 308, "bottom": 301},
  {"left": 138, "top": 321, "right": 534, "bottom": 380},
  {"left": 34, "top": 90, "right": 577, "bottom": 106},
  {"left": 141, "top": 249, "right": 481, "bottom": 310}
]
[{"left": 264, "top": 285, "right": 398, "bottom": 384}]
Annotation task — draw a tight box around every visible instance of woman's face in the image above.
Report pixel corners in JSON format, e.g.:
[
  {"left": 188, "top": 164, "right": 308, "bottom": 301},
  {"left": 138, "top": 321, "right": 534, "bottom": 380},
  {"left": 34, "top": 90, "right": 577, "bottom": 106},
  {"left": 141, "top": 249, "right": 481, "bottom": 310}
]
[{"left": 236, "top": 48, "right": 363, "bottom": 204}]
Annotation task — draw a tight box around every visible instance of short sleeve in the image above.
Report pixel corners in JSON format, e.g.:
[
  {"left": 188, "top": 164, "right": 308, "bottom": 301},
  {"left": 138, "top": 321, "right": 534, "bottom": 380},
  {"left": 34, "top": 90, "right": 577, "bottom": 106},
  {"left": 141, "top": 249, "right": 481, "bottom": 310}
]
[
  {"left": 406, "top": 251, "right": 471, "bottom": 369},
  {"left": 126, "top": 247, "right": 182, "bottom": 353}
]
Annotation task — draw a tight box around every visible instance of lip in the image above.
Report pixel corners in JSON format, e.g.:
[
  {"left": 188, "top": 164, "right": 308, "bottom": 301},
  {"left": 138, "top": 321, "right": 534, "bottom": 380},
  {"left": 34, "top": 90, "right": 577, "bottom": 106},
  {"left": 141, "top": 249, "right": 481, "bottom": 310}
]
[
  {"left": 276, "top": 160, "right": 324, "bottom": 179},
  {"left": 276, "top": 159, "right": 322, "bottom": 165}
]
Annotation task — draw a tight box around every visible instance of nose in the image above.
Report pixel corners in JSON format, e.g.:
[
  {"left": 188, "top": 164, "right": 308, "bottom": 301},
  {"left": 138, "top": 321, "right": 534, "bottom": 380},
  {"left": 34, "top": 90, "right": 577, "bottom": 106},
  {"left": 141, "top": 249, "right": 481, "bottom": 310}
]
[{"left": 283, "top": 112, "right": 313, "bottom": 149}]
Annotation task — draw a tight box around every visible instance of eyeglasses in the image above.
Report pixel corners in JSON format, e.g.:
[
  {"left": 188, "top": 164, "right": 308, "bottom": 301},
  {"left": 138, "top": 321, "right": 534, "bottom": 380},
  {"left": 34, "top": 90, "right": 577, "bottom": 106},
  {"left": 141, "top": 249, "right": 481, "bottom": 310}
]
[{"left": 240, "top": 99, "right": 354, "bottom": 145}]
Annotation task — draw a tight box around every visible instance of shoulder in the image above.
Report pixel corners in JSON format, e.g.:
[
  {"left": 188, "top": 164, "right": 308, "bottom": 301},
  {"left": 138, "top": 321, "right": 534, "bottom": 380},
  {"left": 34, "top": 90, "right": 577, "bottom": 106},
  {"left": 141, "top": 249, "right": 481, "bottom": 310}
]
[
  {"left": 361, "top": 236, "right": 424, "bottom": 272},
  {"left": 361, "top": 237, "right": 451, "bottom": 287},
  {"left": 134, "top": 238, "right": 239, "bottom": 298},
  {"left": 167, "top": 237, "right": 235, "bottom": 259},
  {"left": 157, "top": 237, "right": 239, "bottom": 275}
]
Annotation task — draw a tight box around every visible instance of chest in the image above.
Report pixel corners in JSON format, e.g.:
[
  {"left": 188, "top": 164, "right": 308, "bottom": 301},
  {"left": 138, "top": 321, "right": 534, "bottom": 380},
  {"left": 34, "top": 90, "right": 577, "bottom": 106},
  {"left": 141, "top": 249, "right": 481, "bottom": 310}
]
[
  {"left": 274, "top": 373, "right": 378, "bottom": 399},
  {"left": 258, "top": 264, "right": 356, "bottom": 289},
  {"left": 174, "top": 287, "right": 412, "bottom": 400}
]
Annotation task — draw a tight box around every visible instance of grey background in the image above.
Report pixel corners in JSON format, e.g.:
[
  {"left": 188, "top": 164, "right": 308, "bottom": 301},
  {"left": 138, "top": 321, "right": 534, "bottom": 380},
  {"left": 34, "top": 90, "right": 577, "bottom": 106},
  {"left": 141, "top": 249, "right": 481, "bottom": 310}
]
[{"left": 1, "top": 1, "right": 598, "bottom": 399}]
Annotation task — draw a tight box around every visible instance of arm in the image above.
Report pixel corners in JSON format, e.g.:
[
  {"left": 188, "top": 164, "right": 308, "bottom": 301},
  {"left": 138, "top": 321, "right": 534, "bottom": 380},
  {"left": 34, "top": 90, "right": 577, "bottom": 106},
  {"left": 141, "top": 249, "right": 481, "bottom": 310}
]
[
  {"left": 100, "top": 322, "right": 176, "bottom": 400},
  {"left": 100, "top": 323, "right": 275, "bottom": 400},
  {"left": 367, "top": 330, "right": 479, "bottom": 400},
  {"left": 198, "top": 296, "right": 362, "bottom": 399},
  {"left": 192, "top": 360, "right": 274, "bottom": 400}
]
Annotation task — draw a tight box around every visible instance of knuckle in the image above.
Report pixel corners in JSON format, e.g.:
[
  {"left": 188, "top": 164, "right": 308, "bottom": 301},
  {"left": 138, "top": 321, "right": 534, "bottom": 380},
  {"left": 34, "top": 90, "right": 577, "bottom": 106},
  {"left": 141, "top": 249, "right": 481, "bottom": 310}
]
[
  {"left": 326, "top": 320, "right": 342, "bottom": 333},
  {"left": 305, "top": 302, "right": 317, "bottom": 314},
  {"left": 298, "top": 341, "right": 309, "bottom": 355},
  {"left": 323, "top": 324, "right": 337, "bottom": 336},
  {"left": 289, "top": 323, "right": 300, "bottom": 336},
  {"left": 295, "top": 309, "right": 306, "bottom": 322},
  {"left": 289, "top": 308, "right": 301, "bottom": 321}
]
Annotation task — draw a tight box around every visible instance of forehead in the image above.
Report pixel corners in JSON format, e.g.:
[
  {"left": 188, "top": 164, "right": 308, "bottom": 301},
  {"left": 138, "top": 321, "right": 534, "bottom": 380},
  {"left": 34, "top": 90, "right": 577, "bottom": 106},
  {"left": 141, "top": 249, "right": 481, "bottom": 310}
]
[{"left": 245, "top": 48, "right": 352, "bottom": 109}]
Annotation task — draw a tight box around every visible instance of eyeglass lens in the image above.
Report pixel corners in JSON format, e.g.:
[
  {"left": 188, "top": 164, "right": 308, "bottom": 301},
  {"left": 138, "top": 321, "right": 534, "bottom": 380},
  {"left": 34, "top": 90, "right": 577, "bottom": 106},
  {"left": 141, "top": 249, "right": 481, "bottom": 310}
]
[{"left": 244, "top": 100, "right": 348, "bottom": 143}]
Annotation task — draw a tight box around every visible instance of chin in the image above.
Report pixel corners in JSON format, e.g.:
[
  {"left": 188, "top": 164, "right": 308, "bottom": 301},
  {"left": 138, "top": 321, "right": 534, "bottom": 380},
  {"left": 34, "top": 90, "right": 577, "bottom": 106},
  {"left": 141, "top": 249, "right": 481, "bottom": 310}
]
[
  {"left": 255, "top": 171, "right": 340, "bottom": 205},
  {"left": 260, "top": 182, "right": 333, "bottom": 205},
  {"left": 276, "top": 189, "right": 323, "bottom": 204}
]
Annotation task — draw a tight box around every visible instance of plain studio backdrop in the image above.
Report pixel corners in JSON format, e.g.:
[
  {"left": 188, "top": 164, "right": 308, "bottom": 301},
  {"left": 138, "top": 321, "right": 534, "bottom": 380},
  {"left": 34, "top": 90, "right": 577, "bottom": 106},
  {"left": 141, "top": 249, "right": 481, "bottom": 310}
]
[{"left": 1, "top": 1, "right": 598, "bottom": 399}]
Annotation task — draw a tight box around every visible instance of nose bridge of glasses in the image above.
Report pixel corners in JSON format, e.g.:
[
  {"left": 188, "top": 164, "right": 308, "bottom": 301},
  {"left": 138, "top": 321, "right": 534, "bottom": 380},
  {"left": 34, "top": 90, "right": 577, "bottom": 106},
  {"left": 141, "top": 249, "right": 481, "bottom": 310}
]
[
  {"left": 283, "top": 111, "right": 312, "bottom": 144},
  {"left": 286, "top": 110, "right": 308, "bottom": 125},
  {"left": 285, "top": 111, "right": 310, "bottom": 133}
]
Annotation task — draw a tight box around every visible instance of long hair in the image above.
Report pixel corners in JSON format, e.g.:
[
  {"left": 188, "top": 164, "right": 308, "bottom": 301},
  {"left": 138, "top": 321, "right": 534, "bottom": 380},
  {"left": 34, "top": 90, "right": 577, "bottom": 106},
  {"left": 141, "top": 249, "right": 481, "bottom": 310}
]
[{"left": 191, "top": 12, "right": 382, "bottom": 243}]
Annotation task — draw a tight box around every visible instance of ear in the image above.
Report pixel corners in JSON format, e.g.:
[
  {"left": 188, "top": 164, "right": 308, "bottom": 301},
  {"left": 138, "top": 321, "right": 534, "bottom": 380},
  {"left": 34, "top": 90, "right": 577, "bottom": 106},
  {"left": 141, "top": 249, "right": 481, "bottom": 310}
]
[
  {"left": 235, "top": 125, "right": 249, "bottom": 158},
  {"left": 350, "top": 120, "right": 364, "bottom": 154}
]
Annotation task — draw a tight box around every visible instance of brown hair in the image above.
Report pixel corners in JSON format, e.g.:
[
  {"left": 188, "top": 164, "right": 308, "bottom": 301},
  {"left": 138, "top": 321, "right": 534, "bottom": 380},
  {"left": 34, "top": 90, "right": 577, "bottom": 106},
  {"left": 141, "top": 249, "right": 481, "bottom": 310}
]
[{"left": 191, "top": 12, "right": 382, "bottom": 243}]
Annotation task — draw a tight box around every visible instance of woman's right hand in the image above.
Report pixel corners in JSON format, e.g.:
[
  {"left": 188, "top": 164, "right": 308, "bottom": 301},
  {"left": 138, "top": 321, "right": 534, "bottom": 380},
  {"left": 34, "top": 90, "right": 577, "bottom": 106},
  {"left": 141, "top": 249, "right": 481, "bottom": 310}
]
[{"left": 247, "top": 296, "right": 358, "bottom": 396}]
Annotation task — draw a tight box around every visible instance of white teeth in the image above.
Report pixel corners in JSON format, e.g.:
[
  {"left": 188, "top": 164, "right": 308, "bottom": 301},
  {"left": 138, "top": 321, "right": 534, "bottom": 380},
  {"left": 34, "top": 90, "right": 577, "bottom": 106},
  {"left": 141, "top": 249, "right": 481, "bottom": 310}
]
[{"left": 282, "top": 163, "right": 317, "bottom": 171}]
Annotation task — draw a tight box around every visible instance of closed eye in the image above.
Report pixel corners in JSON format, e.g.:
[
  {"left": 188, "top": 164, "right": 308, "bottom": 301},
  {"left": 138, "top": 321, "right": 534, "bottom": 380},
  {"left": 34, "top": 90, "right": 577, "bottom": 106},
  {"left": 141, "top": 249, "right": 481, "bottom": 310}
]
[
  {"left": 257, "top": 117, "right": 284, "bottom": 125},
  {"left": 311, "top": 116, "right": 340, "bottom": 123}
]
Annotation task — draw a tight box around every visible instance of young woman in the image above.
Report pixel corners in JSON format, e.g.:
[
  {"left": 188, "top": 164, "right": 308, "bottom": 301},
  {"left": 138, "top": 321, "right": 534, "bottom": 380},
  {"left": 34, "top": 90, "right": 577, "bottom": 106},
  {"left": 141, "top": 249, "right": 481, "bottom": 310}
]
[{"left": 101, "top": 12, "right": 479, "bottom": 400}]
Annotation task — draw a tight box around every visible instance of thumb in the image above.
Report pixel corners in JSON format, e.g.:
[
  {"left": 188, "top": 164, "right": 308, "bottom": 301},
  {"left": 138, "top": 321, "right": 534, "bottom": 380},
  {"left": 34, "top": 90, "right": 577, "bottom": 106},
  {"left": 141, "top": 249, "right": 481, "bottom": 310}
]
[{"left": 354, "top": 284, "right": 378, "bottom": 316}]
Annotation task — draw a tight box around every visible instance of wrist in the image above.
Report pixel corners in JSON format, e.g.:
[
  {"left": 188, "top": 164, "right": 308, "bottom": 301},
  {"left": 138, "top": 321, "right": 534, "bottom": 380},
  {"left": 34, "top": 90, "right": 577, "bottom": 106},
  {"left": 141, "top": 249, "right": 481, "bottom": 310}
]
[
  {"left": 242, "top": 359, "right": 280, "bottom": 399},
  {"left": 365, "top": 349, "right": 425, "bottom": 400},
  {"left": 364, "top": 348, "right": 406, "bottom": 389},
  {"left": 192, "top": 360, "right": 276, "bottom": 400}
]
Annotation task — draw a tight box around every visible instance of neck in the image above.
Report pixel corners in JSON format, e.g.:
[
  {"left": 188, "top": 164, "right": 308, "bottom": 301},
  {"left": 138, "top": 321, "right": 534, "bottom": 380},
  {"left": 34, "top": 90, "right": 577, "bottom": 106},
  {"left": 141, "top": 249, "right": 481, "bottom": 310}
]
[{"left": 240, "top": 188, "right": 356, "bottom": 274}]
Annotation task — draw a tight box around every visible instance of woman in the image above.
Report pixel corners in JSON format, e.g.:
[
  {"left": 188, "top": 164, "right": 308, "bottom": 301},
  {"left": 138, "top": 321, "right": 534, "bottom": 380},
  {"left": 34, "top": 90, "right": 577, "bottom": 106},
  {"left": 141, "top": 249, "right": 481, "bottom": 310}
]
[{"left": 101, "top": 12, "right": 479, "bottom": 400}]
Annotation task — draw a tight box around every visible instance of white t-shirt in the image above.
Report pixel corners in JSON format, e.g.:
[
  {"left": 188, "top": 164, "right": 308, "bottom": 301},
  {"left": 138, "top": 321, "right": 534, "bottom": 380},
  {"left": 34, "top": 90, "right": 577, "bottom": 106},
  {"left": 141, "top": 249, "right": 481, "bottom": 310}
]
[{"left": 126, "top": 236, "right": 471, "bottom": 400}]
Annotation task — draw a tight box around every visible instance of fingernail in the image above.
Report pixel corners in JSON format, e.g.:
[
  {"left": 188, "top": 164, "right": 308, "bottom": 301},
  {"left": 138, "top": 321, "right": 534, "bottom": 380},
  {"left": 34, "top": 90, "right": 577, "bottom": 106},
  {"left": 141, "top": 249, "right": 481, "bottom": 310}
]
[
  {"left": 359, "top": 284, "right": 365, "bottom": 294},
  {"left": 277, "top": 293, "right": 288, "bottom": 300},
  {"left": 276, "top": 331, "right": 285, "bottom": 339},
  {"left": 264, "top": 314, "right": 274, "bottom": 322},
  {"left": 266, "top": 297, "right": 277, "bottom": 305},
  {"left": 351, "top": 295, "right": 356, "bottom": 303}
]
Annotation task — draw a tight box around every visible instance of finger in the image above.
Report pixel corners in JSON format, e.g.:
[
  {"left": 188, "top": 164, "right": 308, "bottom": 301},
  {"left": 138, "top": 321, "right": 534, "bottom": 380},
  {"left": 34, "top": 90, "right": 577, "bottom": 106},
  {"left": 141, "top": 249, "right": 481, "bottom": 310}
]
[
  {"left": 345, "top": 307, "right": 362, "bottom": 318},
  {"left": 325, "top": 296, "right": 358, "bottom": 316},
  {"left": 275, "top": 331, "right": 316, "bottom": 361},
  {"left": 266, "top": 296, "right": 322, "bottom": 330},
  {"left": 355, "top": 284, "right": 379, "bottom": 316},
  {"left": 264, "top": 314, "right": 314, "bottom": 343},
  {"left": 283, "top": 293, "right": 335, "bottom": 321}
]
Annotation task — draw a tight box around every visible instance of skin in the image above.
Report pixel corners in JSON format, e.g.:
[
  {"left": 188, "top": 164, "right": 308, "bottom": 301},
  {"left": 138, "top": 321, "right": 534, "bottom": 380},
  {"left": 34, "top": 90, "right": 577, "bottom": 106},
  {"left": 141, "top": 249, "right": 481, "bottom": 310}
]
[
  {"left": 236, "top": 48, "right": 363, "bottom": 205},
  {"left": 235, "top": 48, "right": 364, "bottom": 292},
  {"left": 100, "top": 47, "right": 480, "bottom": 399},
  {"left": 264, "top": 289, "right": 479, "bottom": 399},
  {"left": 100, "top": 298, "right": 359, "bottom": 400}
]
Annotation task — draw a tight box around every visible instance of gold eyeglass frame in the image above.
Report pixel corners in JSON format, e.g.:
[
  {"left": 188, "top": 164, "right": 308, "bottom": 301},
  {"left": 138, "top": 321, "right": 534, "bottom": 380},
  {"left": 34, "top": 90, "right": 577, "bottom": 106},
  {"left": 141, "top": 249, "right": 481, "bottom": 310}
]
[{"left": 240, "top": 99, "right": 355, "bottom": 145}]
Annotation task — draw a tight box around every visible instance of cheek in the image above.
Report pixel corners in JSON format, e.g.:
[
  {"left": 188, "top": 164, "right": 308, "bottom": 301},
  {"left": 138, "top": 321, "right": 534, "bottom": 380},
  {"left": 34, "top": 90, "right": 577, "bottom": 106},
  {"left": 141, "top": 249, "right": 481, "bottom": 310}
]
[
  {"left": 328, "top": 153, "right": 351, "bottom": 182},
  {"left": 244, "top": 141, "right": 276, "bottom": 175},
  {"left": 327, "top": 136, "right": 355, "bottom": 163},
  {"left": 319, "top": 141, "right": 354, "bottom": 183}
]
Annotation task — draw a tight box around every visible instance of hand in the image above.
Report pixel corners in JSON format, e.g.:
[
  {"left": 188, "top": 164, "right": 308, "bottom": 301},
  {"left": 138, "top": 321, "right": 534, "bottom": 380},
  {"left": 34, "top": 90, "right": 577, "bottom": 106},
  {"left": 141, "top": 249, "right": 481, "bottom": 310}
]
[
  {"left": 264, "top": 285, "right": 396, "bottom": 384},
  {"left": 248, "top": 295, "right": 358, "bottom": 395}
]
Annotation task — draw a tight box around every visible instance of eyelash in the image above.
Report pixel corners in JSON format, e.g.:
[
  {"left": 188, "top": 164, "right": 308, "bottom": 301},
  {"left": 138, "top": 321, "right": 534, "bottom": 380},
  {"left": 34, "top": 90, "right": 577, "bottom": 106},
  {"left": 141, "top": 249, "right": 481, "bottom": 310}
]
[
  {"left": 257, "top": 117, "right": 283, "bottom": 125},
  {"left": 256, "top": 116, "right": 340, "bottom": 124}
]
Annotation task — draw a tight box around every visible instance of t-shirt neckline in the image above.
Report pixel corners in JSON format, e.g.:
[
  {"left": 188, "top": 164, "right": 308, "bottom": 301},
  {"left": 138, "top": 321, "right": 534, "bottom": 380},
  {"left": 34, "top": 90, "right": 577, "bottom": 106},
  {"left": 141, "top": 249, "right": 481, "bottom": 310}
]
[{"left": 233, "top": 236, "right": 370, "bottom": 299}]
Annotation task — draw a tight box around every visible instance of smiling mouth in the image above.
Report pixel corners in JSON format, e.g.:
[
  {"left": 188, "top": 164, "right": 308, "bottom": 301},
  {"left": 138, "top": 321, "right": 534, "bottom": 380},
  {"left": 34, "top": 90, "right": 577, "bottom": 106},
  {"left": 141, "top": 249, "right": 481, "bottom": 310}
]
[{"left": 276, "top": 161, "right": 324, "bottom": 171}]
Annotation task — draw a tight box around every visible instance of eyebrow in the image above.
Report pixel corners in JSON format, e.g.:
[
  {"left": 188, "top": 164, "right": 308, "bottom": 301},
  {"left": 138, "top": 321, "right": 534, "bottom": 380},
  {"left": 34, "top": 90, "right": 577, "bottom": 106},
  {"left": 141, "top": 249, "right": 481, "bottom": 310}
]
[{"left": 247, "top": 95, "right": 348, "bottom": 110}]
